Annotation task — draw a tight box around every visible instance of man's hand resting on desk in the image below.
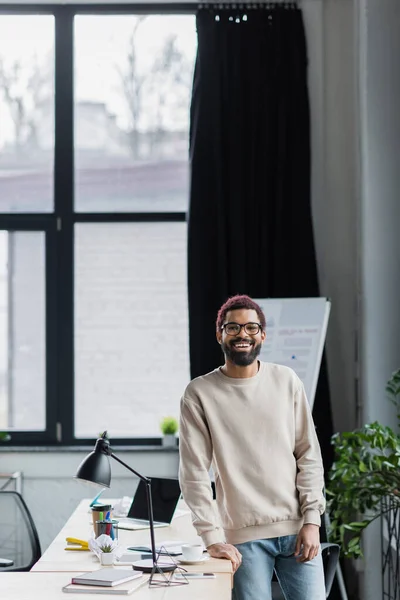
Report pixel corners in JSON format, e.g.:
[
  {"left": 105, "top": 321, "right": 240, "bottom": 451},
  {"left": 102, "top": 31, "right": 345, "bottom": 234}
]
[{"left": 207, "top": 543, "right": 242, "bottom": 573}]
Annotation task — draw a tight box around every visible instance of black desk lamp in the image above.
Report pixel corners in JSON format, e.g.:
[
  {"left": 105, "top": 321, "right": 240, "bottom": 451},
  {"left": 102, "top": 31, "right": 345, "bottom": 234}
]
[{"left": 74, "top": 432, "right": 176, "bottom": 579}]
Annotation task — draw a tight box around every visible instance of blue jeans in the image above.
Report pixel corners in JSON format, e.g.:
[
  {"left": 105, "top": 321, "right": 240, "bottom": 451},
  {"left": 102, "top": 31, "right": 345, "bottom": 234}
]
[{"left": 232, "top": 535, "right": 325, "bottom": 600}]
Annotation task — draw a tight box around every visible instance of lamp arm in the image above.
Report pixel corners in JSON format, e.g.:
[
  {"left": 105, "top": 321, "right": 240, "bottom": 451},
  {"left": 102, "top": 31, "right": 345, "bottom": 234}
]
[
  {"left": 109, "top": 452, "right": 156, "bottom": 565},
  {"left": 109, "top": 452, "right": 151, "bottom": 484}
]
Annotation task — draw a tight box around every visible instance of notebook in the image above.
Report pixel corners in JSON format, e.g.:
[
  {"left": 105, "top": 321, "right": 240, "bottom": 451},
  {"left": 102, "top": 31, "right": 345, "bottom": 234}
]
[
  {"left": 70, "top": 568, "right": 142, "bottom": 587},
  {"left": 116, "top": 477, "right": 181, "bottom": 531},
  {"left": 62, "top": 576, "right": 147, "bottom": 595}
]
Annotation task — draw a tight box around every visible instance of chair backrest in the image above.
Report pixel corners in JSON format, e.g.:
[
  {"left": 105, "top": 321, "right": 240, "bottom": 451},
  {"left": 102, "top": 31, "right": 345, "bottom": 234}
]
[
  {"left": 320, "top": 509, "right": 341, "bottom": 598},
  {"left": 321, "top": 542, "right": 340, "bottom": 597},
  {"left": 0, "top": 490, "right": 41, "bottom": 571}
]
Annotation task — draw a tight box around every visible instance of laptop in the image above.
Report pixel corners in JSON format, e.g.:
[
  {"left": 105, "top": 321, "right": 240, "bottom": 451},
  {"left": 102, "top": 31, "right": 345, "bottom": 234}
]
[{"left": 116, "top": 477, "right": 182, "bottom": 531}]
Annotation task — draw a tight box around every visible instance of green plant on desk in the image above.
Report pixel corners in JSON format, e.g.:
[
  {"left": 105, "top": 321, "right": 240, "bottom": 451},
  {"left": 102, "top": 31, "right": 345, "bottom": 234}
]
[{"left": 99, "top": 543, "right": 113, "bottom": 553}]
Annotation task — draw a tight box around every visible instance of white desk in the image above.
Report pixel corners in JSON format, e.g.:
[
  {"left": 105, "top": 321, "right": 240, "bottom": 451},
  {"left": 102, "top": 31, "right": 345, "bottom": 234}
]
[
  {"left": 0, "top": 572, "right": 232, "bottom": 599},
  {"left": 27, "top": 498, "right": 233, "bottom": 599},
  {"left": 33, "top": 499, "right": 232, "bottom": 578}
]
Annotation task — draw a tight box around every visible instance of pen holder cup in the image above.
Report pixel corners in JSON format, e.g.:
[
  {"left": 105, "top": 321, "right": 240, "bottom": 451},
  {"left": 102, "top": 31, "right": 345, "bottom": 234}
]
[
  {"left": 94, "top": 519, "right": 119, "bottom": 540},
  {"left": 91, "top": 505, "right": 113, "bottom": 531}
]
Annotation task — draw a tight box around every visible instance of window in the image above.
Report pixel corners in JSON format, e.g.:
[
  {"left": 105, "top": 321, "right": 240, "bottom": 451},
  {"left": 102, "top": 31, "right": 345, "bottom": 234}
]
[
  {"left": 74, "top": 222, "right": 189, "bottom": 438},
  {"left": 0, "top": 16, "right": 54, "bottom": 213},
  {"left": 74, "top": 15, "right": 196, "bottom": 212},
  {"left": 0, "top": 12, "right": 56, "bottom": 444},
  {"left": 0, "top": 5, "right": 196, "bottom": 445},
  {"left": 0, "top": 232, "right": 46, "bottom": 431}
]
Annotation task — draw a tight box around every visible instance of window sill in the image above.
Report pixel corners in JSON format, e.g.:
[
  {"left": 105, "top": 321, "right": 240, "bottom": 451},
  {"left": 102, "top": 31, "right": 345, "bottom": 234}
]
[{"left": 0, "top": 445, "right": 178, "bottom": 453}]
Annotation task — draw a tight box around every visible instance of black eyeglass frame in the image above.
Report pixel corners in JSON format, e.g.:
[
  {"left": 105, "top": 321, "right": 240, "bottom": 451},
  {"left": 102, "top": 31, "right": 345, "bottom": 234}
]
[{"left": 221, "top": 322, "right": 263, "bottom": 336}]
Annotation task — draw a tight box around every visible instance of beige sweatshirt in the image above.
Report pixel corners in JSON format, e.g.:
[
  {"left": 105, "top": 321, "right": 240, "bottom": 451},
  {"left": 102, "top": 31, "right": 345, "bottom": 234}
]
[{"left": 179, "top": 361, "right": 325, "bottom": 547}]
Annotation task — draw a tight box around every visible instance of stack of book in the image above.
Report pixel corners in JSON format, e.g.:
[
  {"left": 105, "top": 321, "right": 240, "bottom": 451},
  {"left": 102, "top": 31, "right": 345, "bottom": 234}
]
[{"left": 62, "top": 568, "right": 146, "bottom": 595}]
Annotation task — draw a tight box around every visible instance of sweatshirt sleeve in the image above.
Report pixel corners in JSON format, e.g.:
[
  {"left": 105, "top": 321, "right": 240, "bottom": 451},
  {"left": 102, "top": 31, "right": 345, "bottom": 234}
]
[
  {"left": 293, "top": 383, "right": 326, "bottom": 526},
  {"left": 179, "top": 394, "right": 225, "bottom": 548}
]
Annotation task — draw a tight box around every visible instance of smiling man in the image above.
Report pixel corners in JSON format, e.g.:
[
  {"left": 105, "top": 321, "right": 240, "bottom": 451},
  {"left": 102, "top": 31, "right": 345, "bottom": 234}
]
[{"left": 179, "top": 294, "right": 326, "bottom": 600}]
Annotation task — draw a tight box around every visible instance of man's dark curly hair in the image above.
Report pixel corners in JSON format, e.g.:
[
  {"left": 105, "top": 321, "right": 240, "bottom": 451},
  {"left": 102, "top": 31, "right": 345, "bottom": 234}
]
[{"left": 216, "top": 295, "right": 266, "bottom": 332}]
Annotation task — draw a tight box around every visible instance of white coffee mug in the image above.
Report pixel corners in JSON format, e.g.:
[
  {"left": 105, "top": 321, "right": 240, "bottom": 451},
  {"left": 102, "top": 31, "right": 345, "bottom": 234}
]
[{"left": 181, "top": 544, "right": 203, "bottom": 562}]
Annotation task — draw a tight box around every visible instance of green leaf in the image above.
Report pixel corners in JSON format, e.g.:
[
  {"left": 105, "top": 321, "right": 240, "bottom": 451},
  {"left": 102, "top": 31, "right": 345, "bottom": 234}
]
[
  {"left": 348, "top": 521, "right": 368, "bottom": 530},
  {"left": 348, "top": 537, "right": 360, "bottom": 549}
]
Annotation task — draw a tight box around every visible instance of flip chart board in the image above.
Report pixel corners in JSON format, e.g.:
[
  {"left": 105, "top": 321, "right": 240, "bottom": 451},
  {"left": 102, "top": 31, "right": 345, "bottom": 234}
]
[{"left": 254, "top": 297, "right": 331, "bottom": 409}]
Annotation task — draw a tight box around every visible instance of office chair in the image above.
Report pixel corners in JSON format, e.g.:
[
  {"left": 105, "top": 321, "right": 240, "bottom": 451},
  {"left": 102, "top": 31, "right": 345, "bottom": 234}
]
[{"left": 0, "top": 490, "right": 41, "bottom": 571}]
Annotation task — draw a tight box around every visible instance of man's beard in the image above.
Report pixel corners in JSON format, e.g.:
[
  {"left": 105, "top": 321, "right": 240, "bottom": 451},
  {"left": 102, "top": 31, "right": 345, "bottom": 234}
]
[{"left": 221, "top": 338, "right": 262, "bottom": 367}]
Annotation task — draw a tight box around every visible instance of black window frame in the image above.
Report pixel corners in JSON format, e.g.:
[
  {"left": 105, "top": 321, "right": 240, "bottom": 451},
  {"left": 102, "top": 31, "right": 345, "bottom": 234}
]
[{"left": 0, "top": 3, "right": 196, "bottom": 446}]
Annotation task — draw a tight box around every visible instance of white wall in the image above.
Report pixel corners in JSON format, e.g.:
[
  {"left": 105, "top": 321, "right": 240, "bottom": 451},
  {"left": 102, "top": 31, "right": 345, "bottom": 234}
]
[
  {"left": 313, "top": 0, "right": 359, "bottom": 435},
  {"left": 358, "top": 1, "right": 400, "bottom": 599},
  {"left": 314, "top": 1, "right": 400, "bottom": 598},
  {"left": 359, "top": 0, "right": 400, "bottom": 428},
  {"left": 311, "top": 2, "right": 360, "bottom": 596}
]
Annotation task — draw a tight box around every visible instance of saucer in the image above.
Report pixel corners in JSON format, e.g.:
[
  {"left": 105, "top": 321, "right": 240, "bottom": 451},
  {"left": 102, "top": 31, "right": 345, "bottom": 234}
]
[{"left": 178, "top": 556, "right": 209, "bottom": 565}]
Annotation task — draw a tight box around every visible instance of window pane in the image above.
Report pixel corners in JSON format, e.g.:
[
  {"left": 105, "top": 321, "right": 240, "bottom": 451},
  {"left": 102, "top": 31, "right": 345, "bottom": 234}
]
[
  {"left": 74, "top": 222, "right": 189, "bottom": 438},
  {"left": 74, "top": 15, "right": 196, "bottom": 212},
  {"left": 0, "top": 232, "right": 46, "bottom": 431},
  {"left": 0, "top": 16, "right": 54, "bottom": 212}
]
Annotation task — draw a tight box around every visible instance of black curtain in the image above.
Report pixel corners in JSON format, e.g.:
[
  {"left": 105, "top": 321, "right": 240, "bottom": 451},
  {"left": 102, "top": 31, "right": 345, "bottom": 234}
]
[{"left": 188, "top": 6, "right": 334, "bottom": 471}]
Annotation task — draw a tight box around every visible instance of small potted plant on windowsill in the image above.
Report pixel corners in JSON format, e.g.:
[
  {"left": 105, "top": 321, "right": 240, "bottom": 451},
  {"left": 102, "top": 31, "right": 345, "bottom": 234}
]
[{"left": 160, "top": 417, "right": 179, "bottom": 448}]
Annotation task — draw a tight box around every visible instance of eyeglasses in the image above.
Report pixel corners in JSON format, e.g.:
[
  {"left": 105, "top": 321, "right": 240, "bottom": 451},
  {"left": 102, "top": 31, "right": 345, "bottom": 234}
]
[{"left": 221, "top": 322, "right": 263, "bottom": 336}]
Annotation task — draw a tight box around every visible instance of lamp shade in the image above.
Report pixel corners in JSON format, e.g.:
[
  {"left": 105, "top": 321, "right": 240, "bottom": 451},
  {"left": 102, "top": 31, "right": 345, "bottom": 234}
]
[{"left": 74, "top": 436, "right": 112, "bottom": 487}]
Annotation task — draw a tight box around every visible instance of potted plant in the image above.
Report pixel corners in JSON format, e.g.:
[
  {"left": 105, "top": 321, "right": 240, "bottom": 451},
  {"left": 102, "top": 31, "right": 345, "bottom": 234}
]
[
  {"left": 98, "top": 540, "right": 115, "bottom": 565},
  {"left": 89, "top": 534, "right": 118, "bottom": 565},
  {"left": 327, "top": 369, "right": 400, "bottom": 559},
  {"left": 160, "top": 416, "right": 178, "bottom": 447}
]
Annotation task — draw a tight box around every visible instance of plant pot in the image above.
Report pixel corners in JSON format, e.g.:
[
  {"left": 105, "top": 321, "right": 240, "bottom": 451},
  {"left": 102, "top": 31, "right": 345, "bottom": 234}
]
[
  {"left": 100, "top": 552, "right": 114, "bottom": 565},
  {"left": 162, "top": 434, "right": 176, "bottom": 448}
]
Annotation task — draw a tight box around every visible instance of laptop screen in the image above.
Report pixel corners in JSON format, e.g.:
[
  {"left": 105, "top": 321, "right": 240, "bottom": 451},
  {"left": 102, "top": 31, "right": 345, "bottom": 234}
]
[{"left": 127, "top": 478, "right": 181, "bottom": 523}]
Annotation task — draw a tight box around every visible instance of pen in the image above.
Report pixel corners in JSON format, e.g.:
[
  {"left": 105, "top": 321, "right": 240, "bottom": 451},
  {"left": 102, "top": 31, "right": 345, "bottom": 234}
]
[{"left": 104, "top": 511, "right": 112, "bottom": 536}]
